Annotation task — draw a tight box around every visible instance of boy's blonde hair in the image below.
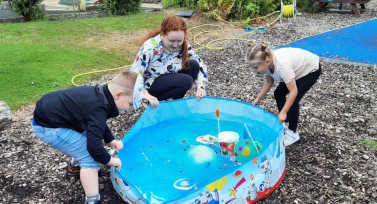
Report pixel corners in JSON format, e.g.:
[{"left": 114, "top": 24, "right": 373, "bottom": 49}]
[
  {"left": 108, "top": 70, "right": 137, "bottom": 95},
  {"left": 245, "top": 43, "right": 273, "bottom": 69}
]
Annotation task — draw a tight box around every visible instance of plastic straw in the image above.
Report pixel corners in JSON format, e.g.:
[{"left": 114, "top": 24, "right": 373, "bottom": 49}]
[{"left": 243, "top": 123, "right": 260, "bottom": 154}]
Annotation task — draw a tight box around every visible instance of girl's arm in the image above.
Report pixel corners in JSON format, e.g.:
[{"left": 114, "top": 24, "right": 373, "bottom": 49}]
[
  {"left": 188, "top": 45, "right": 208, "bottom": 90},
  {"left": 278, "top": 80, "right": 298, "bottom": 122},
  {"left": 254, "top": 76, "right": 274, "bottom": 105},
  {"left": 131, "top": 46, "right": 155, "bottom": 109}
]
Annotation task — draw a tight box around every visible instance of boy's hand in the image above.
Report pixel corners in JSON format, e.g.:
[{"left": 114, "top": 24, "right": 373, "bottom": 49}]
[
  {"left": 107, "top": 157, "right": 122, "bottom": 170},
  {"left": 110, "top": 140, "right": 123, "bottom": 153}
]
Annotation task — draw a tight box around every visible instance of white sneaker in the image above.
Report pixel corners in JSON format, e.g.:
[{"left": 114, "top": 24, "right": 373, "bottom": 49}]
[{"left": 284, "top": 128, "right": 300, "bottom": 146}]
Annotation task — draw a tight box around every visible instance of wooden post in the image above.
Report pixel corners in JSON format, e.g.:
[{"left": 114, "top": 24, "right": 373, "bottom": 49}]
[{"left": 351, "top": 3, "right": 360, "bottom": 15}]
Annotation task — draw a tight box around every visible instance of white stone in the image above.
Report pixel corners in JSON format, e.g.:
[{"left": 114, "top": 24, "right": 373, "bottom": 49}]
[{"left": 0, "top": 101, "right": 12, "bottom": 131}]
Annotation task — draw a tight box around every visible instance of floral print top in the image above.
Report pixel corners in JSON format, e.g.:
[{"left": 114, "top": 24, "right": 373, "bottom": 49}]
[{"left": 131, "top": 34, "right": 208, "bottom": 109}]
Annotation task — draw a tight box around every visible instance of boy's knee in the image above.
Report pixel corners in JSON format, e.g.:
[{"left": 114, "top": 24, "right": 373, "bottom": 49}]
[
  {"left": 80, "top": 164, "right": 100, "bottom": 170},
  {"left": 78, "top": 156, "right": 100, "bottom": 169}
]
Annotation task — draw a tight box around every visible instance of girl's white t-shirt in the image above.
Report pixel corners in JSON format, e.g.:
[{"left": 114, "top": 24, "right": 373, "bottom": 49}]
[{"left": 267, "top": 47, "right": 320, "bottom": 84}]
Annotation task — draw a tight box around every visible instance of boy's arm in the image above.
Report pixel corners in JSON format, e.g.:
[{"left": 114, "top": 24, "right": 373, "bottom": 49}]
[
  {"left": 86, "top": 111, "right": 112, "bottom": 164},
  {"left": 104, "top": 125, "right": 115, "bottom": 144}
]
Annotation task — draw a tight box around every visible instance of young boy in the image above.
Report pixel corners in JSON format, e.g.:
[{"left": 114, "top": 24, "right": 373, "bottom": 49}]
[{"left": 32, "top": 70, "right": 137, "bottom": 204}]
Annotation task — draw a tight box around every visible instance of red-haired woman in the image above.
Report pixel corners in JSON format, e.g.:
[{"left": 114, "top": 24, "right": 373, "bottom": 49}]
[{"left": 131, "top": 16, "right": 208, "bottom": 109}]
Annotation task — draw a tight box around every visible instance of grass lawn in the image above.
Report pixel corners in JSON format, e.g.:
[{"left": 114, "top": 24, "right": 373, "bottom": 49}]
[
  {"left": 362, "top": 139, "right": 377, "bottom": 150},
  {"left": 0, "top": 12, "right": 164, "bottom": 110}
]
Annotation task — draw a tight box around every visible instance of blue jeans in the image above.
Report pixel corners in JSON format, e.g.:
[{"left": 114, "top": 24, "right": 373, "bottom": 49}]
[{"left": 32, "top": 119, "right": 100, "bottom": 169}]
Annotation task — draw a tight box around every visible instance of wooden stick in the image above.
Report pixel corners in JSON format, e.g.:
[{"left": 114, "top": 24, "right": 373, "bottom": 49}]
[{"left": 216, "top": 109, "right": 220, "bottom": 137}]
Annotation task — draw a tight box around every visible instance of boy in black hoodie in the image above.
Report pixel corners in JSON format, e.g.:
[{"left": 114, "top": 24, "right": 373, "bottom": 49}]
[{"left": 32, "top": 70, "right": 137, "bottom": 204}]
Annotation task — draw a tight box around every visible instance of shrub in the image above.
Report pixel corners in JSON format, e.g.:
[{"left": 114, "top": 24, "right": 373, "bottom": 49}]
[
  {"left": 105, "top": 0, "right": 141, "bottom": 15},
  {"left": 198, "top": 0, "right": 279, "bottom": 21},
  {"left": 10, "top": 0, "right": 44, "bottom": 21},
  {"left": 162, "top": 0, "right": 197, "bottom": 9},
  {"left": 296, "top": 0, "right": 317, "bottom": 13},
  {"left": 163, "top": 0, "right": 315, "bottom": 22},
  {"left": 197, "top": 0, "right": 216, "bottom": 11},
  {"left": 231, "top": 0, "right": 278, "bottom": 19}
]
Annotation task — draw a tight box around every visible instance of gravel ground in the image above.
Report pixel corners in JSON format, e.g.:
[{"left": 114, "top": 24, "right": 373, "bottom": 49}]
[{"left": 1, "top": 5, "right": 377, "bottom": 204}]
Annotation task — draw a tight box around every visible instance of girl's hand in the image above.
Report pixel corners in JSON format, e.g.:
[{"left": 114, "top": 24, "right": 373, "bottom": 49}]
[
  {"left": 110, "top": 140, "right": 123, "bottom": 153},
  {"left": 143, "top": 90, "right": 159, "bottom": 107},
  {"left": 253, "top": 99, "right": 261, "bottom": 106},
  {"left": 278, "top": 112, "right": 287, "bottom": 122},
  {"left": 196, "top": 88, "right": 206, "bottom": 100}
]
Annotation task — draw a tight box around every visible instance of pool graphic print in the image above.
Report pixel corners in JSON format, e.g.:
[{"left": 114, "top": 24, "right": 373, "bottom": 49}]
[{"left": 110, "top": 97, "right": 286, "bottom": 203}]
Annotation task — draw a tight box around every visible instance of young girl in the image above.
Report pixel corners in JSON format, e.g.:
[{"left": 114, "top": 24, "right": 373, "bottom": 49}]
[
  {"left": 246, "top": 44, "right": 321, "bottom": 145},
  {"left": 131, "top": 16, "right": 208, "bottom": 109}
]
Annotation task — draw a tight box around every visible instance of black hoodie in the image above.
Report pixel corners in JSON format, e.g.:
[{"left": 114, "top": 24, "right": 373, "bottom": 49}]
[{"left": 33, "top": 85, "right": 119, "bottom": 164}]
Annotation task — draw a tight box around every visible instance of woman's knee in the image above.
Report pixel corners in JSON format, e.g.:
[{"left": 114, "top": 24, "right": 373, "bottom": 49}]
[
  {"left": 179, "top": 73, "right": 194, "bottom": 90},
  {"left": 183, "top": 60, "right": 200, "bottom": 80},
  {"left": 188, "top": 60, "right": 200, "bottom": 71}
]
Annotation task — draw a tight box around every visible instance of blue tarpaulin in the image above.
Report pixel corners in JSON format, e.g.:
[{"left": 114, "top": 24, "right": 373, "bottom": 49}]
[{"left": 282, "top": 18, "right": 377, "bottom": 65}]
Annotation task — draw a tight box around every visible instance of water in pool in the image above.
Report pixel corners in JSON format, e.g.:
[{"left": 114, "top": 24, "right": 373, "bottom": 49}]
[{"left": 117, "top": 112, "right": 279, "bottom": 203}]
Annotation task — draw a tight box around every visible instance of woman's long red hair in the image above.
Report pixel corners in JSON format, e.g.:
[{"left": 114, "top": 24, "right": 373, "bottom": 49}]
[{"left": 141, "top": 16, "right": 189, "bottom": 70}]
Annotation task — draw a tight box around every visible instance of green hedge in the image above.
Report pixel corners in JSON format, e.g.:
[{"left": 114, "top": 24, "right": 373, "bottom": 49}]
[
  {"left": 10, "top": 0, "right": 44, "bottom": 21},
  {"left": 105, "top": 0, "right": 141, "bottom": 15},
  {"left": 162, "top": 0, "right": 196, "bottom": 9}
]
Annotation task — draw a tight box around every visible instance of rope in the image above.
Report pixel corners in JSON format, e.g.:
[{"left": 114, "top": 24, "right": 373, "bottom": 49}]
[
  {"left": 71, "top": 10, "right": 285, "bottom": 86},
  {"left": 71, "top": 65, "right": 130, "bottom": 87}
]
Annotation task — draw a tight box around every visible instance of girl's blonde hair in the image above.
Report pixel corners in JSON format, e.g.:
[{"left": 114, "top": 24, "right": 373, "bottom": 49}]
[{"left": 245, "top": 44, "right": 273, "bottom": 69}]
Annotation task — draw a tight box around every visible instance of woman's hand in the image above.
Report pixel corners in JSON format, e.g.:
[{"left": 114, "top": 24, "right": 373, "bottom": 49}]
[
  {"left": 143, "top": 90, "right": 159, "bottom": 107},
  {"left": 278, "top": 111, "right": 287, "bottom": 123},
  {"left": 196, "top": 88, "right": 206, "bottom": 100},
  {"left": 110, "top": 140, "right": 123, "bottom": 153}
]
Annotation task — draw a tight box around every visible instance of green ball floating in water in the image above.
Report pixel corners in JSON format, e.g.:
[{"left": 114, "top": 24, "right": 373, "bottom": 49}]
[{"left": 235, "top": 139, "right": 262, "bottom": 163}]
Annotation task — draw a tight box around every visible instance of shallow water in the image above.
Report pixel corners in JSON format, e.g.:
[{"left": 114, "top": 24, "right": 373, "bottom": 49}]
[{"left": 117, "top": 112, "right": 279, "bottom": 203}]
